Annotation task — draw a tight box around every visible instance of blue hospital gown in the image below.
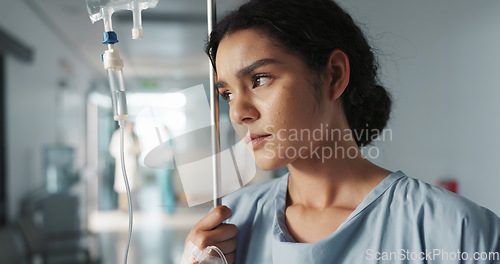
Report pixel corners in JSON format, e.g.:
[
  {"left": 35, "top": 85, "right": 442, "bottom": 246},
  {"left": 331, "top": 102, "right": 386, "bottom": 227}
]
[{"left": 223, "top": 170, "right": 500, "bottom": 263}]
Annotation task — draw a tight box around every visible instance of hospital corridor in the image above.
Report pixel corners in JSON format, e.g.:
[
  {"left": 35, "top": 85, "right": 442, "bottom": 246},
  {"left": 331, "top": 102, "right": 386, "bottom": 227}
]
[{"left": 1, "top": 0, "right": 500, "bottom": 263}]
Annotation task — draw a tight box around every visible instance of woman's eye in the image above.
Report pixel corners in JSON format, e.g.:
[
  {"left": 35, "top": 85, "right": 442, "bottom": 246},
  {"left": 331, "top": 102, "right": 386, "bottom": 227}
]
[
  {"left": 252, "top": 75, "right": 271, "bottom": 88},
  {"left": 221, "top": 91, "right": 234, "bottom": 102}
]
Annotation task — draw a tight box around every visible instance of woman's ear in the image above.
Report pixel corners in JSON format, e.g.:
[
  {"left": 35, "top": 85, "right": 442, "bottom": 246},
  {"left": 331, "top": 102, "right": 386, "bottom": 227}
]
[{"left": 324, "top": 49, "right": 350, "bottom": 101}]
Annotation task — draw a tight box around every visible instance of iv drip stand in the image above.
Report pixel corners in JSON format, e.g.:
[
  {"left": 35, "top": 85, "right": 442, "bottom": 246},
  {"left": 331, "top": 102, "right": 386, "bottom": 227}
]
[{"left": 208, "top": 0, "right": 222, "bottom": 208}]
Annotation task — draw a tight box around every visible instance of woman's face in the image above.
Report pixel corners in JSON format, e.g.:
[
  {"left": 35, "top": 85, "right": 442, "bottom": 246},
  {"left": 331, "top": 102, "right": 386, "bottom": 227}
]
[{"left": 215, "top": 29, "right": 337, "bottom": 170}]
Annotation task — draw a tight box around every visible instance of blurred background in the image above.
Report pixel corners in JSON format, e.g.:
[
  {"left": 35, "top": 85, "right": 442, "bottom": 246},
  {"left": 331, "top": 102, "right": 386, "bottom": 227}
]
[{"left": 0, "top": 0, "right": 499, "bottom": 263}]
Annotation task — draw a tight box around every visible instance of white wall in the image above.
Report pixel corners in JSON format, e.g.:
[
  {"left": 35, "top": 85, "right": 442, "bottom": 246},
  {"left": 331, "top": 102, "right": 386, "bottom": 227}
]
[
  {"left": 340, "top": 0, "right": 500, "bottom": 214},
  {"left": 0, "top": 0, "right": 93, "bottom": 220}
]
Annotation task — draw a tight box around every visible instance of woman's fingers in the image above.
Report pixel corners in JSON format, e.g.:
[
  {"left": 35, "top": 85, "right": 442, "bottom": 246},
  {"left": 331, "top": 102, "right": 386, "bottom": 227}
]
[
  {"left": 184, "top": 205, "right": 238, "bottom": 264},
  {"left": 192, "top": 224, "right": 237, "bottom": 249},
  {"left": 194, "top": 206, "right": 232, "bottom": 231},
  {"left": 209, "top": 223, "right": 238, "bottom": 242},
  {"left": 214, "top": 238, "right": 237, "bottom": 254},
  {"left": 224, "top": 252, "right": 235, "bottom": 264}
]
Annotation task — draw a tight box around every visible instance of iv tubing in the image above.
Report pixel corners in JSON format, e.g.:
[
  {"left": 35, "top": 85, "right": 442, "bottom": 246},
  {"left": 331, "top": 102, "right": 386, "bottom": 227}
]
[
  {"left": 208, "top": 0, "right": 222, "bottom": 208},
  {"left": 208, "top": 246, "right": 228, "bottom": 264},
  {"left": 102, "top": 31, "right": 131, "bottom": 264},
  {"left": 120, "top": 124, "right": 133, "bottom": 264}
]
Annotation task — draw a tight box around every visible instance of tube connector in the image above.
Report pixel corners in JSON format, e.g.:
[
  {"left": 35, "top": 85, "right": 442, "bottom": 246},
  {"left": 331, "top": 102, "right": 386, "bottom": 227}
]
[
  {"left": 103, "top": 49, "right": 124, "bottom": 70},
  {"left": 132, "top": 27, "right": 144, "bottom": 39}
]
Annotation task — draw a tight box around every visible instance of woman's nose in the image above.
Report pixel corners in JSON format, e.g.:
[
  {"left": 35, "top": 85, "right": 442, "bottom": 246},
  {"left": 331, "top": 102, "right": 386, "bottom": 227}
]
[{"left": 230, "top": 96, "right": 259, "bottom": 125}]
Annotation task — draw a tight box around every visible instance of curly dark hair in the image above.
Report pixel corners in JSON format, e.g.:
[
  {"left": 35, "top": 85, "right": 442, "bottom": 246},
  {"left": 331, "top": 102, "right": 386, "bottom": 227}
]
[{"left": 206, "top": 0, "right": 391, "bottom": 147}]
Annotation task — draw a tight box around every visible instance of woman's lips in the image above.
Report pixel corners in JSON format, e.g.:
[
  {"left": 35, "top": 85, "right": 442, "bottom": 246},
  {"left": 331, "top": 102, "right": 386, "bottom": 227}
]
[{"left": 245, "top": 133, "right": 272, "bottom": 149}]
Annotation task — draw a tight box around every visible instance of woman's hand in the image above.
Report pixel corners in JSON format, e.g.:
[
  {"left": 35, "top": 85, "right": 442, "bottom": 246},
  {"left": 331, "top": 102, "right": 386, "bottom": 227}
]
[{"left": 185, "top": 206, "right": 238, "bottom": 264}]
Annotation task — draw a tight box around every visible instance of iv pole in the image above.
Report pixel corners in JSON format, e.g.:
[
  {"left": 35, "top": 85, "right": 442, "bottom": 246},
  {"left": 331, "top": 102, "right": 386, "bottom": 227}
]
[{"left": 208, "top": 0, "right": 222, "bottom": 208}]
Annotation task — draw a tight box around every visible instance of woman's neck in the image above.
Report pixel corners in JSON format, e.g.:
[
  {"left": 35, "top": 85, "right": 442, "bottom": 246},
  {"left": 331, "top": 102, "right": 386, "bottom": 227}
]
[{"left": 286, "top": 142, "right": 391, "bottom": 209}]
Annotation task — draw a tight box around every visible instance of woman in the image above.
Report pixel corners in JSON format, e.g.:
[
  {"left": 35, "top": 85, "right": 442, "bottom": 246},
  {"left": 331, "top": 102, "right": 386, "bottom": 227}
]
[{"left": 184, "top": 0, "right": 500, "bottom": 263}]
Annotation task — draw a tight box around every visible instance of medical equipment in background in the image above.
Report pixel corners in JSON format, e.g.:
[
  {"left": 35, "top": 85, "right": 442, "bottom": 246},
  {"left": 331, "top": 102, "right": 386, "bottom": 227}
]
[
  {"left": 44, "top": 145, "right": 76, "bottom": 194},
  {"left": 436, "top": 178, "right": 459, "bottom": 193},
  {"left": 85, "top": 0, "right": 158, "bottom": 263}
]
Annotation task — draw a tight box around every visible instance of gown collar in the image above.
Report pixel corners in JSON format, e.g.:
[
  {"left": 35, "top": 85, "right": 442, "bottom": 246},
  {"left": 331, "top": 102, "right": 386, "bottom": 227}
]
[{"left": 273, "top": 170, "right": 406, "bottom": 243}]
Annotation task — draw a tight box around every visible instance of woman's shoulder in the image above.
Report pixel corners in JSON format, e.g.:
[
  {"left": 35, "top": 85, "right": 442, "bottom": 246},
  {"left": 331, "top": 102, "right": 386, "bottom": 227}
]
[
  {"left": 395, "top": 173, "right": 497, "bottom": 214},
  {"left": 391, "top": 171, "right": 500, "bottom": 235}
]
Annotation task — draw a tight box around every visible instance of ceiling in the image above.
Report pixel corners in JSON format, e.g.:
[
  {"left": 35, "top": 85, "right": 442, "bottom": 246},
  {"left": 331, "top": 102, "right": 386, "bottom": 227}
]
[{"left": 25, "top": 0, "right": 246, "bottom": 90}]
